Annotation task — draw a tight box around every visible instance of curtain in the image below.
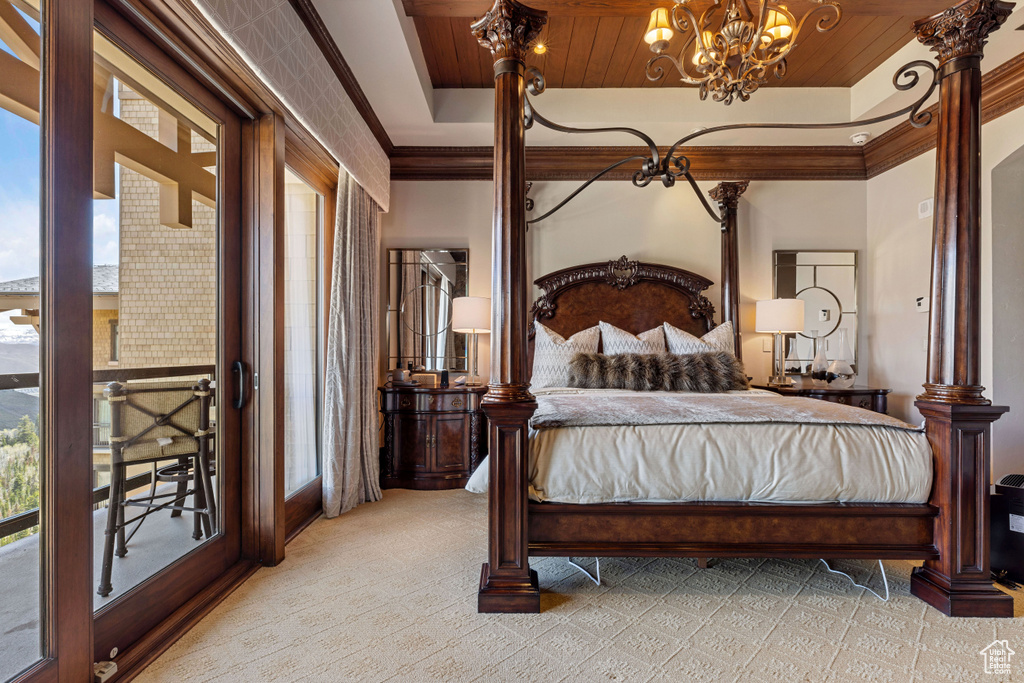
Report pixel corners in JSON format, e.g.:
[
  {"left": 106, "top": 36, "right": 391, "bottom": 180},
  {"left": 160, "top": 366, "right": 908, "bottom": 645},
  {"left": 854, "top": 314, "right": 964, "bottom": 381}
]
[{"left": 323, "top": 172, "right": 382, "bottom": 517}]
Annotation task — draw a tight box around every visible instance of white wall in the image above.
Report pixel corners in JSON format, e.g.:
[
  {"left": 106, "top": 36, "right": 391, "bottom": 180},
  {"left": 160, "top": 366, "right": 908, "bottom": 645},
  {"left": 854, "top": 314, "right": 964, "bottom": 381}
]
[
  {"left": 866, "top": 106, "right": 1024, "bottom": 480},
  {"left": 382, "top": 178, "right": 867, "bottom": 385}
]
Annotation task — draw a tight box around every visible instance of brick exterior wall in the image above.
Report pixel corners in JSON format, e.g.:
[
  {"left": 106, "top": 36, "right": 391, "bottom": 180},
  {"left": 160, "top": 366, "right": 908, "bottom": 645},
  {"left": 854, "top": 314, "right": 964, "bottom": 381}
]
[
  {"left": 92, "top": 309, "right": 118, "bottom": 369},
  {"left": 116, "top": 88, "right": 217, "bottom": 370}
]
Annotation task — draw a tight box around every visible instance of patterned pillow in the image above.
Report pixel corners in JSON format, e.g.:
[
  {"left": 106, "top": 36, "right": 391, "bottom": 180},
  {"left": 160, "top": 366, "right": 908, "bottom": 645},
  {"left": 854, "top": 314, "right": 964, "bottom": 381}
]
[
  {"left": 663, "top": 321, "right": 735, "bottom": 355},
  {"left": 599, "top": 321, "right": 666, "bottom": 355},
  {"left": 531, "top": 323, "right": 600, "bottom": 389}
]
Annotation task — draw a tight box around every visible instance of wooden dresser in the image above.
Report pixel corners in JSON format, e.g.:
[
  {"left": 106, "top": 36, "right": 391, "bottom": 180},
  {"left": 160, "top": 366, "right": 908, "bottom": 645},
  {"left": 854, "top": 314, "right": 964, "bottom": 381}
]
[
  {"left": 379, "top": 384, "right": 488, "bottom": 490},
  {"left": 752, "top": 378, "right": 891, "bottom": 414}
]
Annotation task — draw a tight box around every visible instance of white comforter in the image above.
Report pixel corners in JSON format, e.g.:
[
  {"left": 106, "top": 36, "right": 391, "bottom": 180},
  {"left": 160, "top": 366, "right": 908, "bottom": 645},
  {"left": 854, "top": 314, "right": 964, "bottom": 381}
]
[{"left": 466, "top": 388, "right": 933, "bottom": 504}]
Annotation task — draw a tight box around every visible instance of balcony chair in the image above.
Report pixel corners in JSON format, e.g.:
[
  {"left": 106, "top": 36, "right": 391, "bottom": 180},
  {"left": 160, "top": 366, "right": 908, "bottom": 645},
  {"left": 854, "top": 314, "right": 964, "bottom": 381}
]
[{"left": 97, "top": 378, "right": 216, "bottom": 598}]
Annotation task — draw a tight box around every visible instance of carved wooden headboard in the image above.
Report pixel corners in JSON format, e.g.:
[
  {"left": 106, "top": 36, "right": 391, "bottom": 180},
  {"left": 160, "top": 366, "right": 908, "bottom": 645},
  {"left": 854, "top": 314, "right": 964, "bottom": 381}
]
[{"left": 528, "top": 256, "right": 717, "bottom": 372}]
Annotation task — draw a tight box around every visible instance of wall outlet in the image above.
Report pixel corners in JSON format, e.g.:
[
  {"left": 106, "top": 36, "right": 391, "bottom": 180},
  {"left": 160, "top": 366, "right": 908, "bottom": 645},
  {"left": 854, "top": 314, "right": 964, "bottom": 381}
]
[
  {"left": 919, "top": 198, "right": 934, "bottom": 219},
  {"left": 818, "top": 309, "right": 830, "bottom": 322},
  {"left": 916, "top": 296, "right": 930, "bottom": 313}
]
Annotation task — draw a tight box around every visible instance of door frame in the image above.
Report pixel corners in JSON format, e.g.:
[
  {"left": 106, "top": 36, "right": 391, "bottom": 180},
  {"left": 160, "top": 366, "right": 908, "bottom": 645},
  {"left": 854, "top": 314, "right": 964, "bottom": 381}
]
[
  {"left": 12, "top": 0, "right": 310, "bottom": 679},
  {"left": 90, "top": 1, "right": 245, "bottom": 664}
]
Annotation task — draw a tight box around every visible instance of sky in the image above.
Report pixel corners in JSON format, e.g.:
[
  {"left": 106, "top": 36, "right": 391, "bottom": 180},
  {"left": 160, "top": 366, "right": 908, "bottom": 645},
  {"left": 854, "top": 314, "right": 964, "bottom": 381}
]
[{"left": 0, "top": 13, "right": 120, "bottom": 342}]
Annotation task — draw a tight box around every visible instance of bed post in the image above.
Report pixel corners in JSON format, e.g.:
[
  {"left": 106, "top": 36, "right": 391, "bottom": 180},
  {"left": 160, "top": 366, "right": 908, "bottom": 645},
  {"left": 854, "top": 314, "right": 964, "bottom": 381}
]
[
  {"left": 472, "top": 0, "right": 547, "bottom": 614},
  {"left": 910, "top": 0, "right": 1014, "bottom": 618},
  {"left": 709, "top": 181, "right": 749, "bottom": 359}
]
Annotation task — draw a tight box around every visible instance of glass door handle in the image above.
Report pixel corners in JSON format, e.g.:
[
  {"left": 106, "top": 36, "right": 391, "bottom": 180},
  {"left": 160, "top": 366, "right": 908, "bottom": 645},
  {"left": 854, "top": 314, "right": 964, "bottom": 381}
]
[{"left": 231, "top": 361, "right": 249, "bottom": 409}]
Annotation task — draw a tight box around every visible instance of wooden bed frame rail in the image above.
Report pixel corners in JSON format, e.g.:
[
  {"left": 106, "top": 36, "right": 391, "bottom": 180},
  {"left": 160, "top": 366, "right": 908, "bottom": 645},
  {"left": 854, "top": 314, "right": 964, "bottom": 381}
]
[{"left": 472, "top": 0, "right": 1015, "bottom": 617}]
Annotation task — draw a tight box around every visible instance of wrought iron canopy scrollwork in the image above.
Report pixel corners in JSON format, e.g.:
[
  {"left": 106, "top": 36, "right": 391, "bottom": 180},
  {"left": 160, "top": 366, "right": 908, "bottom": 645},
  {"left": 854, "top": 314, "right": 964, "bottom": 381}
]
[{"left": 523, "top": 58, "right": 940, "bottom": 227}]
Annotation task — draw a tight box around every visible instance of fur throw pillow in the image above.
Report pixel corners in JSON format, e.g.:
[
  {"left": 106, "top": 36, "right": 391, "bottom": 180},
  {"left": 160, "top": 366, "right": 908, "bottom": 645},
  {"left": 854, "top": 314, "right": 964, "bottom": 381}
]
[{"left": 567, "top": 351, "right": 749, "bottom": 393}]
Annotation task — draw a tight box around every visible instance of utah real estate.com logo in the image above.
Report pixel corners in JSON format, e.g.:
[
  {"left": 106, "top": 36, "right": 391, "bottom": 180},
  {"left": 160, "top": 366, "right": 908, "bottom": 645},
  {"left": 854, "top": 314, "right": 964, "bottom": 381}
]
[{"left": 980, "top": 640, "right": 1014, "bottom": 676}]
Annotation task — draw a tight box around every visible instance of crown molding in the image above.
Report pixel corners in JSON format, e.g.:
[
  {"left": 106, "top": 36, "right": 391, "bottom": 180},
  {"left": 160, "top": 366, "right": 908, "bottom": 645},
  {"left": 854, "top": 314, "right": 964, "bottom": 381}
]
[
  {"left": 288, "top": 0, "right": 394, "bottom": 155},
  {"left": 390, "top": 145, "right": 867, "bottom": 181}
]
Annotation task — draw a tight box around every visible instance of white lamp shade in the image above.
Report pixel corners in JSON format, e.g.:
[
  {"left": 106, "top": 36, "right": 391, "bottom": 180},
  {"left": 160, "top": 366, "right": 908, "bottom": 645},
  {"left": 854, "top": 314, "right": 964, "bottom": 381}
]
[
  {"left": 452, "top": 296, "right": 491, "bottom": 333},
  {"left": 755, "top": 299, "right": 805, "bottom": 334}
]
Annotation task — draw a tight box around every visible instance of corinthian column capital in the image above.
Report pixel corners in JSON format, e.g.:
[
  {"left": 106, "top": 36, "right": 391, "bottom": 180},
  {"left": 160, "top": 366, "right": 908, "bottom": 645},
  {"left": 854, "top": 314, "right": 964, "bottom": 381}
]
[
  {"left": 914, "top": 0, "right": 1014, "bottom": 68},
  {"left": 471, "top": 0, "right": 547, "bottom": 65}
]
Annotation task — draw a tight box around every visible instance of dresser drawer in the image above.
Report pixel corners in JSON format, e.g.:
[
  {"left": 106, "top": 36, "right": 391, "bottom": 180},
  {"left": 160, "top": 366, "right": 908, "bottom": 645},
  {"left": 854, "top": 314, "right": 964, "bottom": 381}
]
[{"left": 382, "top": 388, "right": 483, "bottom": 413}]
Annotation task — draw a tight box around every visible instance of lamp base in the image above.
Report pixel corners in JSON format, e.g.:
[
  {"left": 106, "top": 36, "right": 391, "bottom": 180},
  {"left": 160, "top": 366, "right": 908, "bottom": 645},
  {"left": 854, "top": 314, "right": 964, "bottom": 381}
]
[{"left": 768, "top": 375, "right": 795, "bottom": 387}]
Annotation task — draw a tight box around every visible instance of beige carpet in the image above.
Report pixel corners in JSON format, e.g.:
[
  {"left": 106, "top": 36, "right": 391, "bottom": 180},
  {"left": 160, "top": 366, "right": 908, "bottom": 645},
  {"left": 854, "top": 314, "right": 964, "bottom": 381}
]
[{"left": 138, "top": 489, "right": 1022, "bottom": 682}]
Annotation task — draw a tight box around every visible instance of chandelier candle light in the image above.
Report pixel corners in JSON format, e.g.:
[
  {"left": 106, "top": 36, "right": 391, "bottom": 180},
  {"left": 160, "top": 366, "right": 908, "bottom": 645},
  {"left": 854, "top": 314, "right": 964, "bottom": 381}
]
[
  {"left": 452, "top": 296, "right": 490, "bottom": 386},
  {"left": 645, "top": 0, "right": 842, "bottom": 104},
  {"left": 755, "top": 298, "right": 805, "bottom": 386}
]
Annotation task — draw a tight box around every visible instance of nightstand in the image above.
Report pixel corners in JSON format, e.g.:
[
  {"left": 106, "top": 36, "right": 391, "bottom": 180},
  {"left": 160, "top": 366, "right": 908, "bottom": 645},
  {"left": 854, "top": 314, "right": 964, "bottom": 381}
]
[
  {"left": 752, "top": 378, "right": 891, "bottom": 414},
  {"left": 379, "top": 384, "right": 488, "bottom": 490}
]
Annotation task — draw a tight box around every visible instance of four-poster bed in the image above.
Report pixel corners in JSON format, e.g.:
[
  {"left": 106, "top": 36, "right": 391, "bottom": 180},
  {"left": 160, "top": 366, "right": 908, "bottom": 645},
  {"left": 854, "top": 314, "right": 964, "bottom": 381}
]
[{"left": 471, "top": 0, "right": 1015, "bottom": 617}]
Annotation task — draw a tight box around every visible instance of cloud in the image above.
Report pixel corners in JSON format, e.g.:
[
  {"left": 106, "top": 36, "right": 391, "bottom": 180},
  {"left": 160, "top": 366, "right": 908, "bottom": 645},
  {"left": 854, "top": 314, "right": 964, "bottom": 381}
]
[
  {"left": 93, "top": 203, "right": 120, "bottom": 265},
  {"left": 0, "top": 195, "right": 40, "bottom": 282}
]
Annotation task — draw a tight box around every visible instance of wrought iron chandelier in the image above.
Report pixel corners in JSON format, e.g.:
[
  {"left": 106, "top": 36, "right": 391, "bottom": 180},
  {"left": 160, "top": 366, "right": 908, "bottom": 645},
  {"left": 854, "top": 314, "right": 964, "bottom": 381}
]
[{"left": 644, "top": 0, "right": 842, "bottom": 104}]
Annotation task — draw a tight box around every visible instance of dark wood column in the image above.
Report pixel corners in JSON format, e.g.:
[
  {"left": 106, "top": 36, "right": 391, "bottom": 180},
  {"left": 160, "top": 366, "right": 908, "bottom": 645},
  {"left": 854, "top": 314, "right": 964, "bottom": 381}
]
[
  {"left": 709, "top": 181, "right": 748, "bottom": 360},
  {"left": 471, "top": 0, "right": 547, "bottom": 614},
  {"left": 911, "top": 0, "right": 1014, "bottom": 618}
]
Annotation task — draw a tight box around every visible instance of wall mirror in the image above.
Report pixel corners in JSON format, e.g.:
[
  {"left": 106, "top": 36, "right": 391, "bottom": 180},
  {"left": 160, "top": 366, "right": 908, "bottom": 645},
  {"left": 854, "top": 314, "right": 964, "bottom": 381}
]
[
  {"left": 386, "top": 249, "right": 469, "bottom": 372},
  {"left": 773, "top": 250, "right": 858, "bottom": 374}
]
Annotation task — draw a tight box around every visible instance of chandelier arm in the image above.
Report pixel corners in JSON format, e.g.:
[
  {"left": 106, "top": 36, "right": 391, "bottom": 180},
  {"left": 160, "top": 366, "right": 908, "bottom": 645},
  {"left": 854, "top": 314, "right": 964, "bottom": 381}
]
[
  {"left": 673, "top": 3, "right": 718, "bottom": 69},
  {"left": 647, "top": 53, "right": 705, "bottom": 86},
  {"left": 665, "top": 59, "right": 939, "bottom": 158},
  {"left": 526, "top": 156, "right": 654, "bottom": 225},
  {"left": 740, "top": 2, "right": 772, "bottom": 63},
  {"left": 793, "top": 1, "right": 842, "bottom": 37}
]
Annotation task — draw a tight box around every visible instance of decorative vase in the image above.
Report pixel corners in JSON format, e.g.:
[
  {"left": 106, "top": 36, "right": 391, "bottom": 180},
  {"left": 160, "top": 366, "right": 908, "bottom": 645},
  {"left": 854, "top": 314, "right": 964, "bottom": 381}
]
[
  {"left": 784, "top": 336, "right": 801, "bottom": 374},
  {"left": 826, "top": 329, "right": 856, "bottom": 389},
  {"left": 810, "top": 334, "right": 829, "bottom": 387}
]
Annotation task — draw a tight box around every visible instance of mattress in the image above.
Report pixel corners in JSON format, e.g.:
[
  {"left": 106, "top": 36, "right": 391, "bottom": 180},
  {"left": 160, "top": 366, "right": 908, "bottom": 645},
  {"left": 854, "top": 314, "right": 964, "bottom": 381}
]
[{"left": 466, "top": 389, "right": 933, "bottom": 504}]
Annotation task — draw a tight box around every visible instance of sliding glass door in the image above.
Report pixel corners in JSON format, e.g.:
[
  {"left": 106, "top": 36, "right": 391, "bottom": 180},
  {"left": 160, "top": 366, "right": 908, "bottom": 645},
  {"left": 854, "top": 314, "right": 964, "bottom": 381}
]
[
  {"left": 282, "top": 145, "right": 335, "bottom": 533},
  {"left": 284, "top": 168, "right": 323, "bottom": 498},
  {"left": 0, "top": 0, "right": 44, "bottom": 678},
  {"left": 88, "top": 9, "right": 244, "bottom": 662}
]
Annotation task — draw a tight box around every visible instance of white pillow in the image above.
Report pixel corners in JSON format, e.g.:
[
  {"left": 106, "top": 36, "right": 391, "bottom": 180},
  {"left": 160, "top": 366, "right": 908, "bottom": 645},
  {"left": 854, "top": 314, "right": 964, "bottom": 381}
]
[
  {"left": 531, "top": 323, "right": 600, "bottom": 389},
  {"left": 664, "top": 320, "right": 735, "bottom": 355},
  {"left": 599, "top": 321, "right": 666, "bottom": 355}
]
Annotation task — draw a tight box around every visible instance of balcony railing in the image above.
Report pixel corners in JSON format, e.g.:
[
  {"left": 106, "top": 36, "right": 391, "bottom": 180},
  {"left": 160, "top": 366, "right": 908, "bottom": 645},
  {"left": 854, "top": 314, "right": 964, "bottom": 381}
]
[{"left": 0, "top": 364, "right": 215, "bottom": 542}]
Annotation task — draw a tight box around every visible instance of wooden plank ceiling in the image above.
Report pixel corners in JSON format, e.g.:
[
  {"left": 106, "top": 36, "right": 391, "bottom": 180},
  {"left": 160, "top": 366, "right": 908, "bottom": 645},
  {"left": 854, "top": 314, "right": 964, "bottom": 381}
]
[{"left": 406, "top": 0, "right": 953, "bottom": 89}]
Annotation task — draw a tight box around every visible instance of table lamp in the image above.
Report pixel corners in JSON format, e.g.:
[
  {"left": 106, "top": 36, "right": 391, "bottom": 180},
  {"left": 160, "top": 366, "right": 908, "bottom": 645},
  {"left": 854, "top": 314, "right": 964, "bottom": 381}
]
[
  {"left": 452, "top": 296, "right": 490, "bottom": 386},
  {"left": 755, "top": 298, "right": 805, "bottom": 386}
]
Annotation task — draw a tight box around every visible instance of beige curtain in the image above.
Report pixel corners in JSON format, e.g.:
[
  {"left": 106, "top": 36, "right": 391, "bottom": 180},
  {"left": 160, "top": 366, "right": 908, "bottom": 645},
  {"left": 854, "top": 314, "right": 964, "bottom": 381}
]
[{"left": 323, "top": 172, "right": 382, "bottom": 517}]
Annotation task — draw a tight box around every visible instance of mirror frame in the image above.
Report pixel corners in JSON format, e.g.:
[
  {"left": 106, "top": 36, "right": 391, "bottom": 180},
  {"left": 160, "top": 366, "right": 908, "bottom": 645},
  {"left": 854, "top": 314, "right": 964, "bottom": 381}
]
[
  {"left": 773, "top": 249, "right": 858, "bottom": 374},
  {"left": 386, "top": 248, "right": 470, "bottom": 373}
]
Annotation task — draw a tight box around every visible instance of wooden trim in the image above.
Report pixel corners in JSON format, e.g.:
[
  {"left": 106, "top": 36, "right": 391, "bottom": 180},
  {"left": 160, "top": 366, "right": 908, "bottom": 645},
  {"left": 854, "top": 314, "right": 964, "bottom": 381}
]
[
  {"left": 285, "top": 125, "right": 339, "bottom": 193},
  {"left": 252, "top": 113, "right": 287, "bottom": 568},
  {"left": 287, "top": 0, "right": 394, "bottom": 155},
  {"left": 402, "top": 0, "right": 948, "bottom": 17},
  {"left": 285, "top": 476, "right": 323, "bottom": 543},
  {"left": 40, "top": 0, "right": 97, "bottom": 678},
  {"left": 391, "top": 145, "right": 867, "bottom": 181},
  {"left": 865, "top": 51, "right": 1024, "bottom": 178},
  {"left": 103, "top": 560, "right": 259, "bottom": 682}
]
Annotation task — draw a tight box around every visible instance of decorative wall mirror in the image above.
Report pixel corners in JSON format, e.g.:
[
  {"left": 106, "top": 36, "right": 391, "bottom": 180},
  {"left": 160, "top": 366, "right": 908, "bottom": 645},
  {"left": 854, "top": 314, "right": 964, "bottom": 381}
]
[
  {"left": 386, "top": 249, "right": 469, "bottom": 372},
  {"left": 773, "top": 250, "right": 858, "bottom": 374}
]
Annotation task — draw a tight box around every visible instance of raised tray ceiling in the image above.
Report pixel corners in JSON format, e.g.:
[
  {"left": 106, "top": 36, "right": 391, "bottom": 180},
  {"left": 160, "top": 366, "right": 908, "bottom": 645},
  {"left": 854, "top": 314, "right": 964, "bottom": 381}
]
[{"left": 404, "top": 0, "right": 953, "bottom": 89}]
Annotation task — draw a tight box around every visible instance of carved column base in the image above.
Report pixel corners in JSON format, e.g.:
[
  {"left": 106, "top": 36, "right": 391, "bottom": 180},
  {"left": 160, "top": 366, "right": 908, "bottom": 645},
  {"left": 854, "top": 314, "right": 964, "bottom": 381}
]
[
  {"left": 478, "top": 398, "right": 539, "bottom": 613},
  {"left": 911, "top": 400, "right": 1011, "bottom": 617},
  {"left": 919, "top": 383, "right": 990, "bottom": 405},
  {"left": 911, "top": 566, "right": 1012, "bottom": 617},
  {"left": 479, "top": 564, "right": 540, "bottom": 613}
]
